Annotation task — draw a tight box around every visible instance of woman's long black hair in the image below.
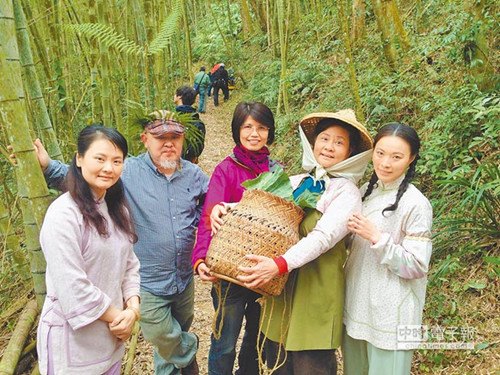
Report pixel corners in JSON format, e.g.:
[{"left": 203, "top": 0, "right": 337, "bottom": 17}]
[
  {"left": 362, "top": 122, "right": 421, "bottom": 216},
  {"left": 66, "top": 125, "right": 137, "bottom": 243}
]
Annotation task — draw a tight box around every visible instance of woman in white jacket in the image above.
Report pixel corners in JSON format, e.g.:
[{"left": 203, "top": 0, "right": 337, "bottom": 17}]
[{"left": 343, "top": 123, "right": 433, "bottom": 375}]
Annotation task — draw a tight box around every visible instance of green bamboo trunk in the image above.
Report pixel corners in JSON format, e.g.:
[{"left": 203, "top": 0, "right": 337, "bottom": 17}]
[
  {"left": 20, "top": 0, "right": 51, "bottom": 82},
  {"left": 13, "top": 0, "right": 63, "bottom": 162},
  {"left": 371, "top": 0, "right": 397, "bottom": 70},
  {"left": 97, "top": 0, "right": 112, "bottom": 126},
  {"left": 130, "top": 0, "right": 149, "bottom": 108},
  {"left": 0, "top": 300, "right": 38, "bottom": 375},
  {"left": 276, "top": 0, "right": 290, "bottom": 115},
  {"left": 351, "top": 0, "right": 366, "bottom": 44},
  {"left": 181, "top": 0, "right": 194, "bottom": 83},
  {"left": 88, "top": 0, "right": 102, "bottom": 122},
  {"left": 339, "top": 0, "right": 364, "bottom": 121},
  {"left": 239, "top": 0, "right": 253, "bottom": 37},
  {"left": 43, "top": 0, "right": 72, "bottom": 132},
  {"left": 466, "top": 0, "right": 496, "bottom": 91},
  {"left": 0, "top": 2, "right": 52, "bottom": 308},
  {"left": 387, "top": 0, "right": 410, "bottom": 51},
  {"left": 0, "top": 200, "right": 30, "bottom": 282}
]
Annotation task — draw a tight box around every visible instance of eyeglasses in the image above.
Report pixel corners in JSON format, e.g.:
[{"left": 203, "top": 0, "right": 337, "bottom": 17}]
[{"left": 240, "top": 124, "right": 269, "bottom": 134}]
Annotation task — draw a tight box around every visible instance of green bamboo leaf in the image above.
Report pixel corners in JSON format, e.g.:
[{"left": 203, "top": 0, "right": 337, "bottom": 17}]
[
  {"left": 148, "top": 2, "right": 181, "bottom": 55},
  {"left": 65, "top": 23, "right": 142, "bottom": 56}
]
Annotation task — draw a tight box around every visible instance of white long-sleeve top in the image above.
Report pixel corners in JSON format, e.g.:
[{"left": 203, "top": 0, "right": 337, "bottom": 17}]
[
  {"left": 282, "top": 174, "right": 362, "bottom": 271},
  {"left": 37, "top": 192, "right": 140, "bottom": 375},
  {"left": 344, "top": 175, "right": 433, "bottom": 350}
]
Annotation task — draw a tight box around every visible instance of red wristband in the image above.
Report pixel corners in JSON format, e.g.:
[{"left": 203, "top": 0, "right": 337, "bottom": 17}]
[{"left": 273, "top": 256, "right": 288, "bottom": 275}]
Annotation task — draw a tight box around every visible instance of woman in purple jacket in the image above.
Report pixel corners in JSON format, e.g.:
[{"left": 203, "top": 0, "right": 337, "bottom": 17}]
[{"left": 192, "top": 102, "right": 276, "bottom": 375}]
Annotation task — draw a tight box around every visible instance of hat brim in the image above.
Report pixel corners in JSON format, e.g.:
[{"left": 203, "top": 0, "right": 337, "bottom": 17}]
[
  {"left": 147, "top": 123, "right": 185, "bottom": 137},
  {"left": 299, "top": 112, "right": 373, "bottom": 153}
]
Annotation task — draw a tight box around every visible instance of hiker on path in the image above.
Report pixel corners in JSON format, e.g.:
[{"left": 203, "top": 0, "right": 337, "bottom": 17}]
[
  {"left": 37, "top": 125, "right": 140, "bottom": 375},
  {"left": 192, "top": 102, "right": 277, "bottom": 375},
  {"left": 193, "top": 66, "right": 211, "bottom": 113},
  {"left": 212, "top": 63, "right": 230, "bottom": 107},
  {"left": 174, "top": 86, "right": 206, "bottom": 164}
]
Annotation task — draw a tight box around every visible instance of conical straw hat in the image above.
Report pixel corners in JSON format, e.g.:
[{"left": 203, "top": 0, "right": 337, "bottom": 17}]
[{"left": 299, "top": 109, "right": 373, "bottom": 153}]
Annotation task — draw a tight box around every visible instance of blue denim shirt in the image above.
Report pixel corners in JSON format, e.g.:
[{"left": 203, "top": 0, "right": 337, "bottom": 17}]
[{"left": 44, "top": 152, "right": 209, "bottom": 297}]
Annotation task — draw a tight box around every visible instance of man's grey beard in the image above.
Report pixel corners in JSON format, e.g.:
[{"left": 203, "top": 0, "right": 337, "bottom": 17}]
[{"left": 159, "top": 159, "right": 179, "bottom": 170}]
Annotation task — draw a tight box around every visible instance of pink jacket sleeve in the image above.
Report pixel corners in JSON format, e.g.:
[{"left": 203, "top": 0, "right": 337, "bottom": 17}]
[{"left": 191, "top": 163, "right": 233, "bottom": 267}]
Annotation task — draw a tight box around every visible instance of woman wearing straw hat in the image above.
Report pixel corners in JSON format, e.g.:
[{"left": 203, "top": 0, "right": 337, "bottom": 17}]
[
  {"left": 192, "top": 102, "right": 278, "bottom": 375},
  {"left": 237, "top": 109, "right": 373, "bottom": 374}
]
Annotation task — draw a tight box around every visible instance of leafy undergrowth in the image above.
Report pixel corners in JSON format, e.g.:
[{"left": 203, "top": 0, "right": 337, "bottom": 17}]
[{"left": 413, "top": 255, "right": 500, "bottom": 374}]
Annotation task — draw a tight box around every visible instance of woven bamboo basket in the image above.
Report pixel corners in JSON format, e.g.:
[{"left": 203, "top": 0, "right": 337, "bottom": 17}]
[{"left": 206, "top": 189, "right": 304, "bottom": 296}]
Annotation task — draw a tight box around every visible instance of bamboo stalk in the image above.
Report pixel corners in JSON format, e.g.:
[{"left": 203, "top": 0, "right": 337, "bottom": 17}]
[
  {"left": 0, "top": 2, "right": 52, "bottom": 306},
  {"left": 239, "top": 0, "right": 253, "bottom": 37},
  {"left": 145, "top": 0, "right": 157, "bottom": 106},
  {"left": 0, "top": 294, "right": 30, "bottom": 326},
  {"left": 97, "top": 0, "right": 112, "bottom": 126},
  {"left": 351, "top": 0, "right": 366, "bottom": 44},
  {"left": 276, "top": 0, "right": 290, "bottom": 115},
  {"left": 181, "top": 0, "right": 193, "bottom": 83},
  {"left": 0, "top": 200, "right": 30, "bottom": 281},
  {"left": 371, "top": 0, "right": 397, "bottom": 69},
  {"left": 20, "top": 340, "right": 37, "bottom": 359},
  {"left": 339, "top": 0, "right": 364, "bottom": 121},
  {"left": 387, "top": 0, "right": 410, "bottom": 51},
  {"left": 207, "top": 0, "right": 230, "bottom": 56},
  {"left": 130, "top": 0, "right": 148, "bottom": 108},
  {"left": 19, "top": 0, "right": 51, "bottom": 81},
  {"left": 123, "top": 322, "right": 140, "bottom": 375},
  {"left": 0, "top": 300, "right": 39, "bottom": 375},
  {"left": 13, "top": 0, "right": 63, "bottom": 162}
]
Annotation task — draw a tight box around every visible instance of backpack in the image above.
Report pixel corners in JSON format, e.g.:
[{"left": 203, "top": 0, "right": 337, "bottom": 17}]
[
  {"left": 183, "top": 112, "right": 206, "bottom": 162},
  {"left": 212, "top": 68, "right": 227, "bottom": 87}
]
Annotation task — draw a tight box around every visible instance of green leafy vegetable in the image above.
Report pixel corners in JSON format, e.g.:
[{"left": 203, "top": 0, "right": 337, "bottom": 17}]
[
  {"left": 294, "top": 189, "right": 320, "bottom": 209},
  {"left": 242, "top": 166, "right": 320, "bottom": 209}
]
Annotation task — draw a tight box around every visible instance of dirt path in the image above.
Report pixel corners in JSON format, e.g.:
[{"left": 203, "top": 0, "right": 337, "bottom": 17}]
[{"left": 132, "top": 91, "right": 242, "bottom": 374}]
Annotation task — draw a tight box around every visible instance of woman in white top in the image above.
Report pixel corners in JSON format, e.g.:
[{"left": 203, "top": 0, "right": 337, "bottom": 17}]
[{"left": 343, "top": 123, "right": 433, "bottom": 375}]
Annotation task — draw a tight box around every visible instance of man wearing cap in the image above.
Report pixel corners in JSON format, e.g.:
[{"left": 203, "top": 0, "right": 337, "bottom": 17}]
[{"left": 34, "top": 113, "right": 209, "bottom": 375}]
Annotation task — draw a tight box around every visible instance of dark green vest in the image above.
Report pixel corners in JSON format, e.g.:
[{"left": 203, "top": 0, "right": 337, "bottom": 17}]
[{"left": 260, "top": 209, "right": 347, "bottom": 350}]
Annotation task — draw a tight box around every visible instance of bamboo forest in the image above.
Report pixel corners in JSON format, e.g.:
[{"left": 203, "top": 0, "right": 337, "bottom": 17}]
[{"left": 0, "top": 0, "right": 498, "bottom": 374}]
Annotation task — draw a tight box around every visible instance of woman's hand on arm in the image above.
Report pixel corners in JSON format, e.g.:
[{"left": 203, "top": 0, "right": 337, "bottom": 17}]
[
  {"left": 237, "top": 255, "right": 279, "bottom": 289},
  {"left": 347, "top": 213, "right": 381, "bottom": 245}
]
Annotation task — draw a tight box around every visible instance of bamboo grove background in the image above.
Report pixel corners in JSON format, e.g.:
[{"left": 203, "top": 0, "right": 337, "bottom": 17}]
[{"left": 0, "top": 0, "right": 498, "bottom": 373}]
